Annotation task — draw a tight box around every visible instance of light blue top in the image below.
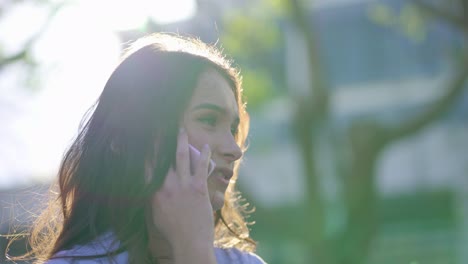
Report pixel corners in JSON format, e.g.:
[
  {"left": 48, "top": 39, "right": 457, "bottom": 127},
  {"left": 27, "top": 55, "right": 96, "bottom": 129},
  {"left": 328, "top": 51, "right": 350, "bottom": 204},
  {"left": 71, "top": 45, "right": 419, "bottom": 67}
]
[{"left": 44, "top": 232, "right": 266, "bottom": 264}]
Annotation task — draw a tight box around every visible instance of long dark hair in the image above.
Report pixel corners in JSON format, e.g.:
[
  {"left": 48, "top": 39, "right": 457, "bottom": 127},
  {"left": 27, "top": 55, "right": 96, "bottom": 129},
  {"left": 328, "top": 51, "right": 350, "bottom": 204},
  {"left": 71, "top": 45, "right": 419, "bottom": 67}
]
[{"left": 9, "top": 33, "right": 254, "bottom": 264}]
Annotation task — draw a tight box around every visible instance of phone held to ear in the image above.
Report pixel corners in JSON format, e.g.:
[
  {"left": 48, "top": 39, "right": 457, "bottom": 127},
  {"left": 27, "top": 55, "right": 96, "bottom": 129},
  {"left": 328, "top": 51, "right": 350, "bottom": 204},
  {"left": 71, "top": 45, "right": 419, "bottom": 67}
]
[{"left": 189, "top": 144, "right": 216, "bottom": 176}]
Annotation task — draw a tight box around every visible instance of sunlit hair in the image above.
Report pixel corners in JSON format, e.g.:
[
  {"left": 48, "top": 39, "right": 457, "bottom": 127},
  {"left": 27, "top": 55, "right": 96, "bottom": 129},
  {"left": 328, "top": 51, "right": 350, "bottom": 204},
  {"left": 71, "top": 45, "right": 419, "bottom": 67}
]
[{"left": 9, "top": 33, "right": 254, "bottom": 264}]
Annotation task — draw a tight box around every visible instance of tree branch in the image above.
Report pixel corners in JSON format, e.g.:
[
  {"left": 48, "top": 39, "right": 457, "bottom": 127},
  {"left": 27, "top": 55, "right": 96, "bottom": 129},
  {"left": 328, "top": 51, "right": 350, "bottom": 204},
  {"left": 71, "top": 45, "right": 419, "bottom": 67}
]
[
  {"left": 288, "top": 0, "right": 330, "bottom": 116},
  {"left": 462, "top": 0, "right": 468, "bottom": 24},
  {"left": 0, "top": 51, "right": 28, "bottom": 69},
  {"left": 386, "top": 55, "right": 468, "bottom": 142},
  {"left": 0, "top": 2, "right": 65, "bottom": 71}
]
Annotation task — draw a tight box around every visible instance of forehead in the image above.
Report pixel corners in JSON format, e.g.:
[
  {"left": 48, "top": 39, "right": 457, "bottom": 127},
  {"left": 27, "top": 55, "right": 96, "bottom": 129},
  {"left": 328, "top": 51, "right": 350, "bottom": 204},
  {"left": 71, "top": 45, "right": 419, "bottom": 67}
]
[{"left": 188, "top": 68, "right": 238, "bottom": 114}]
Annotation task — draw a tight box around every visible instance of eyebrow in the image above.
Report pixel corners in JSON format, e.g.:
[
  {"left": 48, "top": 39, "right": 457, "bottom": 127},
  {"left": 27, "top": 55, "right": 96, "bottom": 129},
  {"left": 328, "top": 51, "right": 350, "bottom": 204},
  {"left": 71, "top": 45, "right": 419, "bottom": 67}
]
[{"left": 192, "top": 103, "right": 240, "bottom": 124}]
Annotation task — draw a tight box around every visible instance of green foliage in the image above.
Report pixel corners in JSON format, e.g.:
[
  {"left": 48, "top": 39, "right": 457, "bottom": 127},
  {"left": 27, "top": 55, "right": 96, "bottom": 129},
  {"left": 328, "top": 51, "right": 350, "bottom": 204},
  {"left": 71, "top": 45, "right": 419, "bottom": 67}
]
[
  {"left": 400, "top": 4, "right": 427, "bottom": 42},
  {"left": 241, "top": 68, "right": 275, "bottom": 108},
  {"left": 263, "top": 0, "right": 292, "bottom": 17},
  {"left": 368, "top": 3, "right": 428, "bottom": 43},
  {"left": 367, "top": 3, "right": 397, "bottom": 27},
  {"left": 221, "top": 11, "right": 281, "bottom": 60},
  {"left": 221, "top": 1, "right": 285, "bottom": 108}
]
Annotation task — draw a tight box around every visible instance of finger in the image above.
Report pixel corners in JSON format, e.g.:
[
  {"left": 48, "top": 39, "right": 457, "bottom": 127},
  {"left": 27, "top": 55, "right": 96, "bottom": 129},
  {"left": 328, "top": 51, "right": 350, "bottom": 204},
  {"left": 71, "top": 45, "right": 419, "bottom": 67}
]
[
  {"left": 175, "top": 128, "right": 190, "bottom": 181},
  {"left": 161, "top": 167, "right": 177, "bottom": 189},
  {"left": 194, "top": 144, "right": 211, "bottom": 181}
]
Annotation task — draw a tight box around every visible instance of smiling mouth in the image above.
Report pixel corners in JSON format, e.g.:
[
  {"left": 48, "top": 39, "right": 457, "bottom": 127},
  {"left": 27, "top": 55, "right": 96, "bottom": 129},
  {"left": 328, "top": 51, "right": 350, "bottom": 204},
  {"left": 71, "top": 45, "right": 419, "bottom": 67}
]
[
  {"left": 220, "top": 168, "right": 233, "bottom": 180},
  {"left": 213, "top": 168, "right": 234, "bottom": 185}
]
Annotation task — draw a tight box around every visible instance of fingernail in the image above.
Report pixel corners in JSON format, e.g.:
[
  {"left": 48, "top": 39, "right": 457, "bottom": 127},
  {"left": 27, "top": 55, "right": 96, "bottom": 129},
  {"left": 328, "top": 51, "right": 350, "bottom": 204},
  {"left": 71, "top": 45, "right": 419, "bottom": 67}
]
[{"left": 179, "top": 127, "right": 185, "bottom": 135}]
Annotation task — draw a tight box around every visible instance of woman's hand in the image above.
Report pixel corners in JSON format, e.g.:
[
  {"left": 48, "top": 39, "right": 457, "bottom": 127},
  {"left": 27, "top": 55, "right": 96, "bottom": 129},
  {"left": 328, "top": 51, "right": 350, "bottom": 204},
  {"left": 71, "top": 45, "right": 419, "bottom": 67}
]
[{"left": 150, "top": 128, "right": 216, "bottom": 263}]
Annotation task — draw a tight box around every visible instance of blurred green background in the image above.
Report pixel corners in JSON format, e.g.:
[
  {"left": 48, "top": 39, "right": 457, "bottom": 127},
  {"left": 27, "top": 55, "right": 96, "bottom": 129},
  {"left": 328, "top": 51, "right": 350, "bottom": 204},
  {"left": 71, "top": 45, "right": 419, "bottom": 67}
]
[{"left": 1, "top": 0, "right": 467, "bottom": 263}]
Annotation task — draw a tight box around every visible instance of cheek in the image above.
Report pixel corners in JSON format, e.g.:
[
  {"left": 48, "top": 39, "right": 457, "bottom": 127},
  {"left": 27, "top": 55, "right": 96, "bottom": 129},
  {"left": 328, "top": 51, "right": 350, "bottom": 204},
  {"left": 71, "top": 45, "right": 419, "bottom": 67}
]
[{"left": 185, "top": 127, "right": 212, "bottom": 150}]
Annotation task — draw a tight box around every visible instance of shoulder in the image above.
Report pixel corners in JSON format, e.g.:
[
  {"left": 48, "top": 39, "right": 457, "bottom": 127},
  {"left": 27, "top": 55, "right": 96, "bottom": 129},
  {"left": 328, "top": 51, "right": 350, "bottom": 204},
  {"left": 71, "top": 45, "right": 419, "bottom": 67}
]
[
  {"left": 43, "top": 232, "right": 127, "bottom": 264},
  {"left": 43, "top": 258, "right": 72, "bottom": 264},
  {"left": 44, "top": 251, "right": 128, "bottom": 264},
  {"left": 44, "top": 251, "right": 127, "bottom": 264},
  {"left": 215, "top": 247, "right": 267, "bottom": 264},
  {"left": 43, "top": 252, "right": 127, "bottom": 264}
]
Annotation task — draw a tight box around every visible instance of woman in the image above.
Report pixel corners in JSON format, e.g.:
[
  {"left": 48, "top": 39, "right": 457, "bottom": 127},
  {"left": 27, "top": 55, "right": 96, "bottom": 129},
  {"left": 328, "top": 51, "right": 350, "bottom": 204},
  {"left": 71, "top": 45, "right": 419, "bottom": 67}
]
[{"left": 13, "top": 33, "right": 265, "bottom": 264}]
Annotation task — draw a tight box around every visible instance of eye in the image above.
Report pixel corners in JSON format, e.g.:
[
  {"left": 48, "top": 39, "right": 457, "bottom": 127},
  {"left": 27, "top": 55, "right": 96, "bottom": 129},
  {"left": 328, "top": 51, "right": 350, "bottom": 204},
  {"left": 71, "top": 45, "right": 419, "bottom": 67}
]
[
  {"left": 197, "top": 115, "right": 218, "bottom": 127},
  {"left": 231, "top": 119, "right": 240, "bottom": 136},
  {"left": 231, "top": 124, "right": 238, "bottom": 136}
]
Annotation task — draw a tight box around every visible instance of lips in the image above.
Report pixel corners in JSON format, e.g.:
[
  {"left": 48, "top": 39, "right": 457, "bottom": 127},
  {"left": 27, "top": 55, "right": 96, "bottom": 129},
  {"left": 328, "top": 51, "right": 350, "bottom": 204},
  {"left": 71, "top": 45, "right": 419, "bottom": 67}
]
[{"left": 213, "top": 167, "right": 234, "bottom": 185}]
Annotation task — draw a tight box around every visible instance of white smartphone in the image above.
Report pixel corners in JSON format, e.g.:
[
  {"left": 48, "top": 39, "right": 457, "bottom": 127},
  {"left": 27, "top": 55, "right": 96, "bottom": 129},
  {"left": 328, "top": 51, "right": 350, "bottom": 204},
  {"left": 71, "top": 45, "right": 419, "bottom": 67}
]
[{"left": 188, "top": 144, "right": 216, "bottom": 176}]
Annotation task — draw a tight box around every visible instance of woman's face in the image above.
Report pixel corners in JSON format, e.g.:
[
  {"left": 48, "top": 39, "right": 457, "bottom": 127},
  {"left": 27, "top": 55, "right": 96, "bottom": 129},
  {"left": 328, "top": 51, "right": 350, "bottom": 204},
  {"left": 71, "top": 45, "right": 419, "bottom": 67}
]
[{"left": 182, "top": 67, "right": 243, "bottom": 210}]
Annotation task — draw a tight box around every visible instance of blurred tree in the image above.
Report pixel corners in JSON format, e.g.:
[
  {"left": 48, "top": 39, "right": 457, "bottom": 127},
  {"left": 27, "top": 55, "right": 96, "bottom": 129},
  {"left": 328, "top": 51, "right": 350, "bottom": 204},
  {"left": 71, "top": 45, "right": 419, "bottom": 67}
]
[
  {"left": 0, "top": 0, "right": 63, "bottom": 71},
  {"left": 220, "top": 1, "right": 285, "bottom": 109},
  {"left": 222, "top": 0, "right": 468, "bottom": 263}
]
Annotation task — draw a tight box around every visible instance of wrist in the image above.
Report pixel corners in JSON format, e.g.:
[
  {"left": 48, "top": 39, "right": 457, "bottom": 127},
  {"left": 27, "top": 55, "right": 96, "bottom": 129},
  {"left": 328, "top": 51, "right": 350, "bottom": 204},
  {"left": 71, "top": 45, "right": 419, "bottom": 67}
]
[
  {"left": 172, "top": 239, "right": 214, "bottom": 253},
  {"left": 172, "top": 243, "right": 216, "bottom": 264}
]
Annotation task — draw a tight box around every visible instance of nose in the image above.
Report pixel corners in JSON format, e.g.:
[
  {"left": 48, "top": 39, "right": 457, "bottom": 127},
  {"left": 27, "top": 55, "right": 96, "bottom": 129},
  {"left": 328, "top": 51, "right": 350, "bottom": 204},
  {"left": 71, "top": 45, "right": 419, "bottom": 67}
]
[{"left": 219, "top": 134, "right": 243, "bottom": 163}]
